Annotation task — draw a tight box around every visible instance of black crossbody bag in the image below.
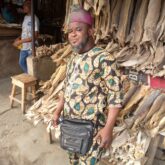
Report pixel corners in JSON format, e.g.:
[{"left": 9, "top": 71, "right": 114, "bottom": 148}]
[{"left": 60, "top": 117, "right": 95, "bottom": 156}]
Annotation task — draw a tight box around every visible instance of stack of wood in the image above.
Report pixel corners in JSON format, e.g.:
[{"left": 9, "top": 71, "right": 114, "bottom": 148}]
[{"left": 26, "top": 0, "right": 165, "bottom": 164}]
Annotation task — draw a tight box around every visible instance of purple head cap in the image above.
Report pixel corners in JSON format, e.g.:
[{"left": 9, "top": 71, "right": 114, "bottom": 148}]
[{"left": 68, "top": 5, "right": 93, "bottom": 26}]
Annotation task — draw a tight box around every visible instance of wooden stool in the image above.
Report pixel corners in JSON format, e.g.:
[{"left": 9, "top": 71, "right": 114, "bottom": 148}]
[{"left": 9, "top": 73, "right": 37, "bottom": 114}]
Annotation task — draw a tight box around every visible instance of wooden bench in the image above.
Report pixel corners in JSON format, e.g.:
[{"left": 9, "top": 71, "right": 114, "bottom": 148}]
[{"left": 9, "top": 73, "right": 37, "bottom": 114}]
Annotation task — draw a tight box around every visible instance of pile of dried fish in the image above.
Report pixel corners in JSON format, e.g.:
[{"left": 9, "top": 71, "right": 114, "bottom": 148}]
[
  {"left": 63, "top": 0, "right": 165, "bottom": 77},
  {"left": 35, "top": 45, "right": 55, "bottom": 58},
  {"left": 25, "top": 43, "right": 72, "bottom": 124},
  {"left": 51, "top": 44, "right": 72, "bottom": 65},
  {"left": 102, "top": 81, "right": 165, "bottom": 164},
  {"left": 25, "top": 62, "right": 66, "bottom": 125},
  {"left": 35, "top": 42, "right": 69, "bottom": 59}
]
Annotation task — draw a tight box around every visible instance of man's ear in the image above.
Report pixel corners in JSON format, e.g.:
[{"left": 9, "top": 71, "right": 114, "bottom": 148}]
[{"left": 88, "top": 28, "right": 95, "bottom": 37}]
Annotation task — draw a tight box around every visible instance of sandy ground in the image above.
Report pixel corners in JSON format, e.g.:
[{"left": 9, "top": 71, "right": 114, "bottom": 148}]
[
  {"left": 0, "top": 77, "right": 68, "bottom": 165},
  {"left": 0, "top": 77, "right": 30, "bottom": 164}
]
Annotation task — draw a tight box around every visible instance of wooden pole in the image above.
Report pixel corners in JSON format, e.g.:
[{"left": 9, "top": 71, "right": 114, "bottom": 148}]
[{"left": 31, "top": 0, "right": 36, "bottom": 57}]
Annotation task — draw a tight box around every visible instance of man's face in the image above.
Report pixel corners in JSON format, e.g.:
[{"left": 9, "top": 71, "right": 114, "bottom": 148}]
[
  {"left": 23, "top": 4, "right": 30, "bottom": 14},
  {"left": 68, "top": 22, "right": 91, "bottom": 53}
]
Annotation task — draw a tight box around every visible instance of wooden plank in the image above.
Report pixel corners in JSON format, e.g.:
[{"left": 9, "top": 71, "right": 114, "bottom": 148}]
[
  {"left": 10, "top": 84, "right": 16, "bottom": 107},
  {"left": 11, "top": 73, "right": 37, "bottom": 84},
  {"left": 9, "top": 96, "right": 22, "bottom": 104},
  {"left": 21, "top": 87, "right": 26, "bottom": 114}
]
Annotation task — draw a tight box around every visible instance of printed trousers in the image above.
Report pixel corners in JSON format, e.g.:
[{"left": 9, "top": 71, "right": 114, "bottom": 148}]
[{"left": 68, "top": 140, "right": 105, "bottom": 165}]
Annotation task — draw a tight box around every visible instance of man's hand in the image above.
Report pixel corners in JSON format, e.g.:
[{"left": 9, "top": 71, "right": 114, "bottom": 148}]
[
  {"left": 13, "top": 38, "right": 22, "bottom": 47},
  {"left": 53, "top": 94, "right": 64, "bottom": 127},
  {"left": 95, "top": 126, "right": 113, "bottom": 149},
  {"left": 95, "top": 107, "right": 120, "bottom": 149},
  {"left": 53, "top": 111, "right": 60, "bottom": 127}
]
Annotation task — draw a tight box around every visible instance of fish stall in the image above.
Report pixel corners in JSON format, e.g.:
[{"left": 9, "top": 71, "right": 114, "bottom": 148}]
[{"left": 25, "top": 0, "right": 165, "bottom": 164}]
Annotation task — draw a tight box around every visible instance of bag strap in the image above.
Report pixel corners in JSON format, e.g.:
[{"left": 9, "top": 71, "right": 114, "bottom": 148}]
[
  {"left": 60, "top": 109, "right": 103, "bottom": 129},
  {"left": 94, "top": 112, "right": 104, "bottom": 134}
]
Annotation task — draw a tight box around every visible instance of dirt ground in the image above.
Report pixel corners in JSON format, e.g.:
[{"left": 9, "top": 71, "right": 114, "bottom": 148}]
[
  {"left": 0, "top": 77, "right": 69, "bottom": 165},
  {"left": 0, "top": 39, "right": 22, "bottom": 79},
  {"left": 0, "top": 77, "right": 30, "bottom": 164}
]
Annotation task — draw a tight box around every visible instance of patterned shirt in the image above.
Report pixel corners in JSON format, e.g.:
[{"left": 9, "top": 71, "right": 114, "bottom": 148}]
[{"left": 63, "top": 47, "right": 122, "bottom": 125}]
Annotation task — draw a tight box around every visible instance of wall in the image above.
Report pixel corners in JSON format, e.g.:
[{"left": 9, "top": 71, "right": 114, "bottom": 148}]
[{"left": 0, "top": 38, "right": 22, "bottom": 78}]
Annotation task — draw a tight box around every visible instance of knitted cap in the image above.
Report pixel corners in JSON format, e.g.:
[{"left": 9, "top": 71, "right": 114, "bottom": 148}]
[{"left": 68, "top": 5, "right": 93, "bottom": 26}]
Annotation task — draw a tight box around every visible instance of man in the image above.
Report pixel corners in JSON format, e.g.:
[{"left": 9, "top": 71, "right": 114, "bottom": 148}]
[
  {"left": 53, "top": 6, "right": 122, "bottom": 165},
  {"left": 13, "top": 0, "right": 39, "bottom": 73}
]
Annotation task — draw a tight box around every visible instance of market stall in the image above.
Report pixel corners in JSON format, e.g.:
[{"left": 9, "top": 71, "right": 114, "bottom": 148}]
[
  {"left": 25, "top": 0, "right": 165, "bottom": 164},
  {"left": 0, "top": 0, "right": 66, "bottom": 79}
]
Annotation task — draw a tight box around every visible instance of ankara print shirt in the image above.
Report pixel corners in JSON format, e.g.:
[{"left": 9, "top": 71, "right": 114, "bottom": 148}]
[{"left": 63, "top": 47, "right": 123, "bottom": 125}]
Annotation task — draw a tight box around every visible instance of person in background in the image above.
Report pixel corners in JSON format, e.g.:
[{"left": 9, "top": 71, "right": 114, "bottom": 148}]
[
  {"left": 53, "top": 6, "right": 123, "bottom": 165},
  {"left": 13, "top": 0, "right": 39, "bottom": 73}
]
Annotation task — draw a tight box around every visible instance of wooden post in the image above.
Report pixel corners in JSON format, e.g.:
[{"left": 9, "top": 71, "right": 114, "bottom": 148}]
[{"left": 31, "top": 0, "right": 36, "bottom": 57}]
